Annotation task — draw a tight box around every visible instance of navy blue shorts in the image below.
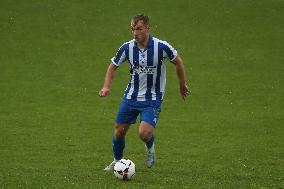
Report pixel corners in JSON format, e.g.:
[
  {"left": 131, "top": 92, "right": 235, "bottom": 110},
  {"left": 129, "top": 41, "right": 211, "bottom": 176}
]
[{"left": 115, "top": 99, "right": 162, "bottom": 127}]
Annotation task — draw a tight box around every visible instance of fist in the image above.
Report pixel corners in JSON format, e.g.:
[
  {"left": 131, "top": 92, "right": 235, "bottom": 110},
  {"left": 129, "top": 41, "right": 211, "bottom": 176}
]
[
  {"left": 99, "top": 88, "right": 110, "bottom": 97},
  {"left": 180, "top": 84, "right": 191, "bottom": 100}
]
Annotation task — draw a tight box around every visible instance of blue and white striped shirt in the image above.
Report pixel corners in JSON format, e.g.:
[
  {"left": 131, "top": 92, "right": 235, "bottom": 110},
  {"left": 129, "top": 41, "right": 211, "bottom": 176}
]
[{"left": 111, "top": 36, "right": 177, "bottom": 101}]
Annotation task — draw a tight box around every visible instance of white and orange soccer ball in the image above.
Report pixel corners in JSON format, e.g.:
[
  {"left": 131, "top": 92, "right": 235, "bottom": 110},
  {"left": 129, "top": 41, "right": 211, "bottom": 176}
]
[{"left": 113, "top": 159, "right": 136, "bottom": 180}]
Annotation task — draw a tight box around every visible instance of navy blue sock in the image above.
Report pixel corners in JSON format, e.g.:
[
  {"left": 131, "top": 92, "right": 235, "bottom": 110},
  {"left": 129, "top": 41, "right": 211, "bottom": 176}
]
[
  {"left": 146, "top": 133, "right": 155, "bottom": 149},
  {"left": 112, "top": 135, "right": 125, "bottom": 160}
]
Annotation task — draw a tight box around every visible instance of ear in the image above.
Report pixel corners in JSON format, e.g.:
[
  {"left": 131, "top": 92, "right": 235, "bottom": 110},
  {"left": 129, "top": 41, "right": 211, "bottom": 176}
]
[{"left": 147, "top": 25, "right": 150, "bottom": 31}]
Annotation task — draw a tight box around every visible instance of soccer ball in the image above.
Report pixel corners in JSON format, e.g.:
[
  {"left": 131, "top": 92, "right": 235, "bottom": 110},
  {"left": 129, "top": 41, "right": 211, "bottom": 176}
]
[{"left": 113, "top": 159, "right": 136, "bottom": 180}]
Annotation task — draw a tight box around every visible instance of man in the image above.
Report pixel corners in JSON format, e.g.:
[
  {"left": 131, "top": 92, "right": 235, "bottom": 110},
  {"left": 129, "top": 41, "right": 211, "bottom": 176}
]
[{"left": 99, "top": 13, "right": 190, "bottom": 171}]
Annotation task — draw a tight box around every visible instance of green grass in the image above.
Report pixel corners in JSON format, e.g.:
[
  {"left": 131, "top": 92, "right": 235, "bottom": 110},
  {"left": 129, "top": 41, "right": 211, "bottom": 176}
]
[{"left": 1, "top": 0, "right": 284, "bottom": 188}]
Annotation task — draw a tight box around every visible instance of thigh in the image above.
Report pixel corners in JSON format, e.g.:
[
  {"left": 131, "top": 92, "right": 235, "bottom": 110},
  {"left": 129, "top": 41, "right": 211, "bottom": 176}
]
[{"left": 115, "top": 101, "right": 139, "bottom": 125}]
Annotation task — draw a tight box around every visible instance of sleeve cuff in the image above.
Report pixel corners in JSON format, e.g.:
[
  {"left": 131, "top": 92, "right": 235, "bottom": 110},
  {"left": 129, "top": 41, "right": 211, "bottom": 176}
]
[
  {"left": 111, "top": 57, "right": 119, "bottom": 66},
  {"left": 170, "top": 51, "right": 178, "bottom": 61}
]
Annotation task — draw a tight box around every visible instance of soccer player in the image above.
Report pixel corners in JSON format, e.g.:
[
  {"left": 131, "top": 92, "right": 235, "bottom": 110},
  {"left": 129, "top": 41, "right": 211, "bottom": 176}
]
[{"left": 99, "top": 13, "right": 190, "bottom": 171}]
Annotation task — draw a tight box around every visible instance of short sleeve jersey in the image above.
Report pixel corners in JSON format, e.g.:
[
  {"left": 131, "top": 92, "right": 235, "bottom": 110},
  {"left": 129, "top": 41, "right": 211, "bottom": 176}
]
[{"left": 111, "top": 36, "right": 177, "bottom": 101}]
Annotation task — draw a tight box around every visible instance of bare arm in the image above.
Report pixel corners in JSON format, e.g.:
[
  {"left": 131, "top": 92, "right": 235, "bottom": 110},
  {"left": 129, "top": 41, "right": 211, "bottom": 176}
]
[
  {"left": 99, "top": 63, "right": 118, "bottom": 97},
  {"left": 172, "top": 54, "right": 191, "bottom": 100}
]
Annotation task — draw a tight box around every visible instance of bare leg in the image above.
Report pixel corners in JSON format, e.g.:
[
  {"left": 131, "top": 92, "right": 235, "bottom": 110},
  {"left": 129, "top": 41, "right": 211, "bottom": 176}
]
[{"left": 139, "top": 121, "right": 154, "bottom": 142}]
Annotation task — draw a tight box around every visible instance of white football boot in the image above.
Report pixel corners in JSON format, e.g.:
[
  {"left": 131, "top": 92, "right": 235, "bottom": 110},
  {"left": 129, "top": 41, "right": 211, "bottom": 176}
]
[
  {"left": 145, "top": 144, "right": 155, "bottom": 168},
  {"left": 104, "top": 160, "right": 118, "bottom": 171}
]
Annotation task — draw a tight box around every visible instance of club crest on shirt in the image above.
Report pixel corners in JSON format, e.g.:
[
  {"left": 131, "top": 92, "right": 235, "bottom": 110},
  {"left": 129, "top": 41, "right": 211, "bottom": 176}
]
[{"left": 131, "top": 65, "right": 157, "bottom": 74}]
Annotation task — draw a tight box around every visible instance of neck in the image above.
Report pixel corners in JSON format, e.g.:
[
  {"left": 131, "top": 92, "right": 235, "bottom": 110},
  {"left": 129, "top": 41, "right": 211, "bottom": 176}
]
[{"left": 137, "top": 35, "right": 149, "bottom": 49}]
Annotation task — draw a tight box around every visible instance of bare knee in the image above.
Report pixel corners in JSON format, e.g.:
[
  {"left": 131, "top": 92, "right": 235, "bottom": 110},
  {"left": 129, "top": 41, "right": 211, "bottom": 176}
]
[
  {"left": 139, "top": 130, "right": 152, "bottom": 142},
  {"left": 114, "top": 124, "right": 130, "bottom": 139},
  {"left": 139, "top": 121, "right": 154, "bottom": 142}
]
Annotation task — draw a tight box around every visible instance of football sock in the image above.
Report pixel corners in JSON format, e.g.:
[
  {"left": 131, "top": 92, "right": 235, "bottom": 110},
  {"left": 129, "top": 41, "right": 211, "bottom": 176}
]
[
  {"left": 146, "top": 133, "right": 155, "bottom": 149},
  {"left": 112, "top": 135, "right": 125, "bottom": 160}
]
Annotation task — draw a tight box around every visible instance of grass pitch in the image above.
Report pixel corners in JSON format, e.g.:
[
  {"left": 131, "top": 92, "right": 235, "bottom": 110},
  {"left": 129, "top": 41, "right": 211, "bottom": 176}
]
[{"left": 0, "top": 0, "right": 283, "bottom": 188}]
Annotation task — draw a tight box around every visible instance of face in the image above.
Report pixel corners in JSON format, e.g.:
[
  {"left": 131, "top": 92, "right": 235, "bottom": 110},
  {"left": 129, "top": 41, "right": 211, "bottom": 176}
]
[{"left": 131, "top": 20, "right": 149, "bottom": 44}]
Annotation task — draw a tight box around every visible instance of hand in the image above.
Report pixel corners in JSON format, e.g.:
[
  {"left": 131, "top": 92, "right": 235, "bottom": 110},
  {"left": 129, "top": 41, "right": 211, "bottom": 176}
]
[
  {"left": 180, "top": 84, "right": 191, "bottom": 100},
  {"left": 99, "top": 88, "right": 110, "bottom": 97}
]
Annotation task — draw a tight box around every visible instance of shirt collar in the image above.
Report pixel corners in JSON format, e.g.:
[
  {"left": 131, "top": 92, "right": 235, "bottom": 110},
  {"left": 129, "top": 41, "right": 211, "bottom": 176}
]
[{"left": 134, "top": 36, "right": 153, "bottom": 50}]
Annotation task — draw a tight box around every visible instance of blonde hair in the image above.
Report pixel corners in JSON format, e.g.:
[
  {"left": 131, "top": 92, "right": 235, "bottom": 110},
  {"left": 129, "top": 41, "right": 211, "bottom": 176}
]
[{"left": 131, "top": 13, "right": 149, "bottom": 27}]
